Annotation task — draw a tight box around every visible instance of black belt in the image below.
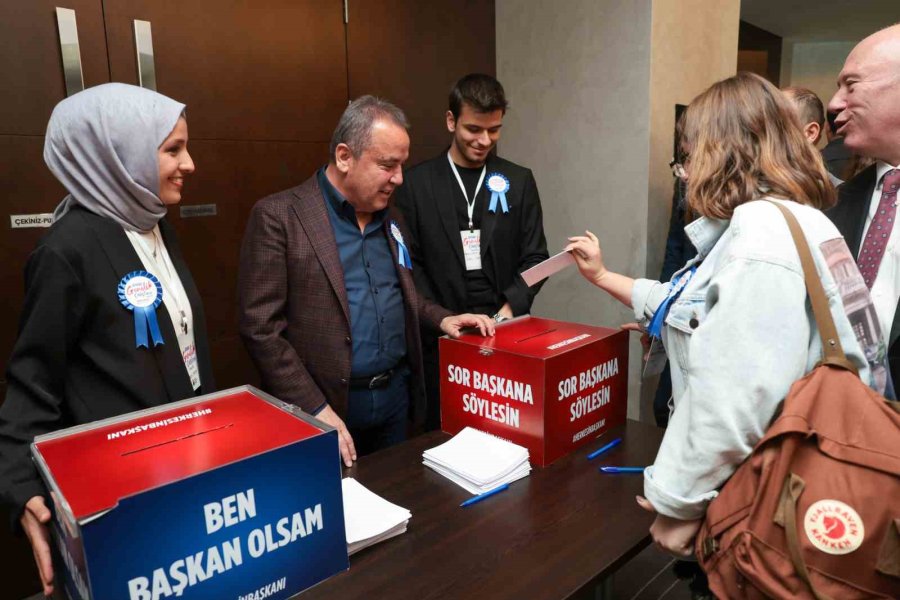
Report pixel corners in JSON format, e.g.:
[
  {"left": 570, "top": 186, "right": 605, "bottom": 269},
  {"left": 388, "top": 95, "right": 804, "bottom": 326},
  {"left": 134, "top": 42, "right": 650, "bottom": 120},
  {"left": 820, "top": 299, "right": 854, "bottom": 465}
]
[{"left": 349, "top": 361, "right": 406, "bottom": 390}]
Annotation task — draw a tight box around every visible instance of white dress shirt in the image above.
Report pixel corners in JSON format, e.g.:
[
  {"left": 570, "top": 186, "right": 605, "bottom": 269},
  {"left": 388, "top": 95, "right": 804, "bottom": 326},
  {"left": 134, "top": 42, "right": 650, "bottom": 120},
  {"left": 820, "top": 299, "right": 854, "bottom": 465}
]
[
  {"left": 126, "top": 226, "right": 201, "bottom": 390},
  {"left": 859, "top": 161, "right": 900, "bottom": 344}
]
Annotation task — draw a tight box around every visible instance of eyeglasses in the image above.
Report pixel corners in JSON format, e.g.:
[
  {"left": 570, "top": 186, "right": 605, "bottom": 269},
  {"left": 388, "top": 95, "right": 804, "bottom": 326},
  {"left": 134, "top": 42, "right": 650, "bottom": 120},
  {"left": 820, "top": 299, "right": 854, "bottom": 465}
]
[{"left": 669, "top": 159, "right": 687, "bottom": 180}]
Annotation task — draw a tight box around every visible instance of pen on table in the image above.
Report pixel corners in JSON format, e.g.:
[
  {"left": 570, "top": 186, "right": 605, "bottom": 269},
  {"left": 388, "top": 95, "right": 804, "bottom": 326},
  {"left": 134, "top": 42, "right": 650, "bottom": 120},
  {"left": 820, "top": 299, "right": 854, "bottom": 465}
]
[
  {"left": 599, "top": 466, "right": 645, "bottom": 474},
  {"left": 586, "top": 437, "right": 622, "bottom": 460},
  {"left": 460, "top": 483, "right": 510, "bottom": 507}
]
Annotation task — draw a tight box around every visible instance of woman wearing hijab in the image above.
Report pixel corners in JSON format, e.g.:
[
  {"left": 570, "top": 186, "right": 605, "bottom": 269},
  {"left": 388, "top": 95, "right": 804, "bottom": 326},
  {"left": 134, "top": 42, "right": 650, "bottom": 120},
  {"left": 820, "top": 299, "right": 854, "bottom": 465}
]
[
  {"left": 0, "top": 83, "right": 214, "bottom": 596},
  {"left": 567, "top": 73, "right": 885, "bottom": 572}
]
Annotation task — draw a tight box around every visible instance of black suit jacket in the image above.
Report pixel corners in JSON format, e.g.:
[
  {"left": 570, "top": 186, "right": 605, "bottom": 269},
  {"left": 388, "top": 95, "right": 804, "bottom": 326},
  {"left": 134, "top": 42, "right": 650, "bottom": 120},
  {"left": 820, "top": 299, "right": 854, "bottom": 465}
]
[
  {"left": 826, "top": 164, "right": 900, "bottom": 383},
  {"left": 0, "top": 206, "right": 214, "bottom": 521},
  {"left": 394, "top": 153, "right": 549, "bottom": 316}
]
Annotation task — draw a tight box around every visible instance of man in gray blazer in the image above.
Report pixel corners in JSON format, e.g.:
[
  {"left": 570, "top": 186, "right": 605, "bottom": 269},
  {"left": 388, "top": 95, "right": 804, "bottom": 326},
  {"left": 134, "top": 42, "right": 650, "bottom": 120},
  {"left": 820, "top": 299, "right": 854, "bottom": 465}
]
[
  {"left": 826, "top": 24, "right": 900, "bottom": 389},
  {"left": 239, "top": 96, "right": 493, "bottom": 466}
]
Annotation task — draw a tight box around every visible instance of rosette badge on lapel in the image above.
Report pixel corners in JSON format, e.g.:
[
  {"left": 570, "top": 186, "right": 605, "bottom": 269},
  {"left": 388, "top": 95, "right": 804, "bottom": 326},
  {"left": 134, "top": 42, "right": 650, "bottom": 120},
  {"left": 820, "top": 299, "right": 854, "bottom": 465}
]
[
  {"left": 390, "top": 221, "right": 413, "bottom": 269},
  {"left": 487, "top": 173, "right": 510, "bottom": 214},
  {"left": 118, "top": 271, "right": 165, "bottom": 348}
]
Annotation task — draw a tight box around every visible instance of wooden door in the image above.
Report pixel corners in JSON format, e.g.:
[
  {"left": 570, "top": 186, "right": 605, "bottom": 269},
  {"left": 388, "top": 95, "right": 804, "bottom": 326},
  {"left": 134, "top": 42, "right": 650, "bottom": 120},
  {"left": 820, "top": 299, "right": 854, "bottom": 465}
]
[
  {"left": 346, "top": 0, "right": 496, "bottom": 165},
  {"left": 0, "top": 1, "right": 111, "bottom": 388},
  {"left": 100, "top": 0, "right": 349, "bottom": 389},
  {"left": 0, "top": 3, "right": 112, "bottom": 596}
]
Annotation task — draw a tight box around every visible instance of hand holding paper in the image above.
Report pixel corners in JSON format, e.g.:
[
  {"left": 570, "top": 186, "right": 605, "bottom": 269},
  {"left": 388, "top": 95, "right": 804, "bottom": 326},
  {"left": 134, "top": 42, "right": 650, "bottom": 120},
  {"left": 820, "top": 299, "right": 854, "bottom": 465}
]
[
  {"left": 520, "top": 250, "right": 576, "bottom": 287},
  {"left": 565, "top": 231, "right": 606, "bottom": 285},
  {"left": 567, "top": 231, "right": 636, "bottom": 308},
  {"left": 521, "top": 230, "right": 607, "bottom": 288}
]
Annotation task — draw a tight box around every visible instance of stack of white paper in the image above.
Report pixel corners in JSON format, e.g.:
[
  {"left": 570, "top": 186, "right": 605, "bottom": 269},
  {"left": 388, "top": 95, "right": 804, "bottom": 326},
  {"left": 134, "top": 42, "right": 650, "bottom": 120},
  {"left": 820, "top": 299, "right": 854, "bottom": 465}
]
[
  {"left": 423, "top": 427, "right": 531, "bottom": 494},
  {"left": 341, "top": 478, "right": 411, "bottom": 555}
]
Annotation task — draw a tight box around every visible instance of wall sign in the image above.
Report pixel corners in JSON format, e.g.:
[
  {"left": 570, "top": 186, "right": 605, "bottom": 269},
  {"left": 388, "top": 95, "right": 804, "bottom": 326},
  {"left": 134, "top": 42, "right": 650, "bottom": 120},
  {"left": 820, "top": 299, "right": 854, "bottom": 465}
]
[
  {"left": 11, "top": 214, "right": 54, "bottom": 228},
  {"left": 180, "top": 204, "right": 217, "bottom": 218}
]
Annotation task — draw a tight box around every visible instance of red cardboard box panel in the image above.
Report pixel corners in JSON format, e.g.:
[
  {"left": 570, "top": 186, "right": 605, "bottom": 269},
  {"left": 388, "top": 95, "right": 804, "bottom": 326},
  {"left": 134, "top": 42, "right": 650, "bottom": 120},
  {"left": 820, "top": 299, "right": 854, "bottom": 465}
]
[{"left": 440, "top": 317, "right": 628, "bottom": 466}]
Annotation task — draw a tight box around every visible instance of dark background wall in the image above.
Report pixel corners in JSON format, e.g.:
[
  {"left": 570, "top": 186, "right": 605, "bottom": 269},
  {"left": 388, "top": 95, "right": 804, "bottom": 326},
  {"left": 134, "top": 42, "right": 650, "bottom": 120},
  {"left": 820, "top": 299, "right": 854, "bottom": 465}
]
[
  {"left": 737, "top": 19, "right": 782, "bottom": 84},
  {"left": 0, "top": 1, "right": 495, "bottom": 595}
]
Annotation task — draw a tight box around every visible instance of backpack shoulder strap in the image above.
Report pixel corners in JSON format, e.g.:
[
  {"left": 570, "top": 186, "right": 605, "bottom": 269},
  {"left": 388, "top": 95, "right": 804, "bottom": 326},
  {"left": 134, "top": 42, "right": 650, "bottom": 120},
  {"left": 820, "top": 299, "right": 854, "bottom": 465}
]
[{"left": 765, "top": 201, "right": 858, "bottom": 374}]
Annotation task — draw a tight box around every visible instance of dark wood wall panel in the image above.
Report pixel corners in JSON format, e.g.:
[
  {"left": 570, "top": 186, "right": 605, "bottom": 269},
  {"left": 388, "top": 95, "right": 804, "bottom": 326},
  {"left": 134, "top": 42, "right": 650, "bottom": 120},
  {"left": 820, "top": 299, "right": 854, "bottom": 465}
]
[
  {"left": 210, "top": 335, "right": 259, "bottom": 391},
  {"left": 347, "top": 0, "right": 496, "bottom": 153},
  {"left": 0, "top": 1, "right": 108, "bottom": 390},
  {"left": 738, "top": 20, "right": 782, "bottom": 86},
  {"left": 0, "top": 1, "right": 110, "bottom": 135},
  {"left": 407, "top": 144, "right": 451, "bottom": 172},
  {"left": 0, "top": 8, "right": 104, "bottom": 591},
  {"left": 0, "top": 136, "right": 70, "bottom": 372},
  {"left": 102, "top": 0, "right": 349, "bottom": 142}
]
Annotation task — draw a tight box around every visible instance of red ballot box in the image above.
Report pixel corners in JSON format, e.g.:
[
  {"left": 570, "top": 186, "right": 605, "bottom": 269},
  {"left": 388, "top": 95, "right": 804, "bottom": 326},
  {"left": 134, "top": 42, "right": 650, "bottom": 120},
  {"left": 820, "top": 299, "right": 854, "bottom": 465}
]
[{"left": 440, "top": 316, "right": 629, "bottom": 466}]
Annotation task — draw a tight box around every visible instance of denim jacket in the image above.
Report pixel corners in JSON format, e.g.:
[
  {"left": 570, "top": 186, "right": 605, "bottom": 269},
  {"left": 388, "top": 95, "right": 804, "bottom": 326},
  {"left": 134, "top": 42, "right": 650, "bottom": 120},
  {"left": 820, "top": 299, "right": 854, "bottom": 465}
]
[{"left": 632, "top": 198, "right": 880, "bottom": 520}]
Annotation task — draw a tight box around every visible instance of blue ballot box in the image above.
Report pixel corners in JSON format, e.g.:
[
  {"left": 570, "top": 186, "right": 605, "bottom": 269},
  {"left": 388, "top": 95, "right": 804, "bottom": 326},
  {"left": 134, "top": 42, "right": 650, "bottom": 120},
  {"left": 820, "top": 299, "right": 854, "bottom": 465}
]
[{"left": 31, "top": 386, "right": 349, "bottom": 600}]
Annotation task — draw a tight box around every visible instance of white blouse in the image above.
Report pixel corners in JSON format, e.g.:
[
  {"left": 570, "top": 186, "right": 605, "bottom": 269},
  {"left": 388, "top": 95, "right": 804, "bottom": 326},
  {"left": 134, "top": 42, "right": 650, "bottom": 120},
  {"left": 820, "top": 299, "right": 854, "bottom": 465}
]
[{"left": 125, "top": 225, "right": 201, "bottom": 390}]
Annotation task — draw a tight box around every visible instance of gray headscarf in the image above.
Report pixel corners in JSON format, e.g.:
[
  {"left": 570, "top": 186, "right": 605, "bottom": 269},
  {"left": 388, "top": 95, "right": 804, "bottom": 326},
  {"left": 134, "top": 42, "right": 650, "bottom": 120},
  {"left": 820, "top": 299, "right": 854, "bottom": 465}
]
[{"left": 44, "top": 83, "right": 186, "bottom": 232}]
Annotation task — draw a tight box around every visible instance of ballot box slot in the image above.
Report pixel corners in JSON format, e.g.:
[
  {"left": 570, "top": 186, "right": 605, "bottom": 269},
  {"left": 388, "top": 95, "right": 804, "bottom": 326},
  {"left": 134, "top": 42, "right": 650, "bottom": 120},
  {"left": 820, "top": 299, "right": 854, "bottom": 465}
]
[
  {"left": 515, "top": 328, "right": 557, "bottom": 343},
  {"left": 121, "top": 423, "right": 234, "bottom": 456}
]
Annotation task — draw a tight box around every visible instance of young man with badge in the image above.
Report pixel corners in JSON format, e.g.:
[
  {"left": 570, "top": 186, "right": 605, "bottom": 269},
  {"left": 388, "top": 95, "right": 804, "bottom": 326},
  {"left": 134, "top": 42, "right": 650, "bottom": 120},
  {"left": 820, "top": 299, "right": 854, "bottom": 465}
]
[
  {"left": 394, "top": 74, "right": 549, "bottom": 431},
  {"left": 238, "top": 96, "right": 493, "bottom": 466}
]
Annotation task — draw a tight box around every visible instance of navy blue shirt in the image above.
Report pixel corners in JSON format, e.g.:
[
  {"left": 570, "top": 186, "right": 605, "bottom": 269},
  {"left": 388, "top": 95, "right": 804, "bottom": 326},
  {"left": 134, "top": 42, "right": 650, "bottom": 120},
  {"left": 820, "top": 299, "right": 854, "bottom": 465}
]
[{"left": 318, "top": 168, "right": 407, "bottom": 377}]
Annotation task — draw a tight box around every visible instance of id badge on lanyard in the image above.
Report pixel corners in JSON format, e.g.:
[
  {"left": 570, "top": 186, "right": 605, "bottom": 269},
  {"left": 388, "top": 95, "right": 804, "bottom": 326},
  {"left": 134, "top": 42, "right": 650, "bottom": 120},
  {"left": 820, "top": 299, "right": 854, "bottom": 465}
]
[
  {"left": 448, "top": 152, "right": 486, "bottom": 271},
  {"left": 460, "top": 230, "right": 482, "bottom": 270},
  {"left": 182, "top": 342, "right": 201, "bottom": 390}
]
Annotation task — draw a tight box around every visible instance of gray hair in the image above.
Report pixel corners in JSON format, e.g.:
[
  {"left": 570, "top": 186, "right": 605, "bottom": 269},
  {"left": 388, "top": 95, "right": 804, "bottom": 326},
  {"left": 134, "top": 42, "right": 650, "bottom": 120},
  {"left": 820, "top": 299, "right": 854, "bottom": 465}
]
[{"left": 329, "top": 95, "right": 410, "bottom": 161}]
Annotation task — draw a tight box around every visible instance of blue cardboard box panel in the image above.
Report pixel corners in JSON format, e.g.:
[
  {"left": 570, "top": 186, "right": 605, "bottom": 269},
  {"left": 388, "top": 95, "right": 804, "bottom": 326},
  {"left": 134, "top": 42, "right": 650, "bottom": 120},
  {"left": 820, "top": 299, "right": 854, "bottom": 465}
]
[{"left": 32, "top": 386, "right": 349, "bottom": 600}]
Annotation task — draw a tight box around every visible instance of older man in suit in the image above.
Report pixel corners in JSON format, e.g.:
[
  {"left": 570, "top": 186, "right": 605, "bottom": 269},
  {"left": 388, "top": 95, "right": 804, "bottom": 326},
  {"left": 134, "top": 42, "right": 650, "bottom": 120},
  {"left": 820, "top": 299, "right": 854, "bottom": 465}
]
[
  {"left": 239, "top": 96, "right": 493, "bottom": 466},
  {"left": 826, "top": 24, "right": 900, "bottom": 387}
]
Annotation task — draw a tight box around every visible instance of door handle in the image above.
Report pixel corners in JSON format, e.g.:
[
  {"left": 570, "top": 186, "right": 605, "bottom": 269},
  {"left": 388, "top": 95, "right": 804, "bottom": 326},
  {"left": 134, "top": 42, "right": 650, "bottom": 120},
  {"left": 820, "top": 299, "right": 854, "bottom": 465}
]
[
  {"left": 133, "top": 19, "right": 157, "bottom": 91},
  {"left": 55, "top": 7, "right": 84, "bottom": 96}
]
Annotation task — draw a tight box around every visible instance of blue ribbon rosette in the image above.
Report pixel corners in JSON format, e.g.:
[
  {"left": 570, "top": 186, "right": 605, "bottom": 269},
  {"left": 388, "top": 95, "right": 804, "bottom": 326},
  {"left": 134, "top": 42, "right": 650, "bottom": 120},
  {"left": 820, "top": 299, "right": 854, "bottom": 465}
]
[
  {"left": 118, "top": 271, "right": 165, "bottom": 348},
  {"left": 390, "top": 221, "right": 412, "bottom": 270},
  {"left": 486, "top": 172, "right": 510, "bottom": 214}
]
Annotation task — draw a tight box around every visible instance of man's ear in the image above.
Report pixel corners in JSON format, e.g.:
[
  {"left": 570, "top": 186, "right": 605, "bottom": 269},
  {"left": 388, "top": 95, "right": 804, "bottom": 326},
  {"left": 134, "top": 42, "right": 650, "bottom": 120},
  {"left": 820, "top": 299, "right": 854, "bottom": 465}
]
[
  {"left": 446, "top": 110, "right": 457, "bottom": 133},
  {"left": 334, "top": 143, "right": 353, "bottom": 174},
  {"left": 805, "top": 122, "right": 822, "bottom": 146}
]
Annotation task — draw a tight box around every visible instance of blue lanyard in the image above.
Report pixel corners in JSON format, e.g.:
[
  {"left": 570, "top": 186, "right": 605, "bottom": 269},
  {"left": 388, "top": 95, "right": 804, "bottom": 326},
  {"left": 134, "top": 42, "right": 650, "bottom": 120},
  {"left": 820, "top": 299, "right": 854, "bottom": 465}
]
[{"left": 647, "top": 266, "right": 697, "bottom": 339}]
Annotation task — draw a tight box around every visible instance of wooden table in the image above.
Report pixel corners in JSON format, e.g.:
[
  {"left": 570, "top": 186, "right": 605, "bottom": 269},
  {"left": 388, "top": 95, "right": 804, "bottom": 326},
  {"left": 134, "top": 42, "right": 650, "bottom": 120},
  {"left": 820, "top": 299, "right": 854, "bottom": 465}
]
[{"left": 298, "top": 419, "right": 665, "bottom": 600}]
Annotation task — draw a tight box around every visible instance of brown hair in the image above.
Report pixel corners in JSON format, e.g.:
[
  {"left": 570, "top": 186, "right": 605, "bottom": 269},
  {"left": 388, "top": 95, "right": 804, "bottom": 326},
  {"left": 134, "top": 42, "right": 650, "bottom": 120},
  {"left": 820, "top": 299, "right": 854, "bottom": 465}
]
[
  {"left": 782, "top": 86, "right": 825, "bottom": 128},
  {"left": 449, "top": 74, "right": 508, "bottom": 119},
  {"left": 680, "top": 72, "right": 835, "bottom": 219}
]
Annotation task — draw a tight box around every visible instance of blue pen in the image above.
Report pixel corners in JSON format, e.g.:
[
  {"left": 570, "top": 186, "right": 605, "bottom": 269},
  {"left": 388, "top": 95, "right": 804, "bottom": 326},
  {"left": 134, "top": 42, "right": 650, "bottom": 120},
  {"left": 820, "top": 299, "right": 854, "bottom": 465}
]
[
  {"left": 599, "top": 466, "right": 645, "bottom": 474},
  {"left": 586, "top": 437, "right": 622, "bottom": 460},
  {"left": 460, "top": 483, "right": 510, "bottom": 507}
]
